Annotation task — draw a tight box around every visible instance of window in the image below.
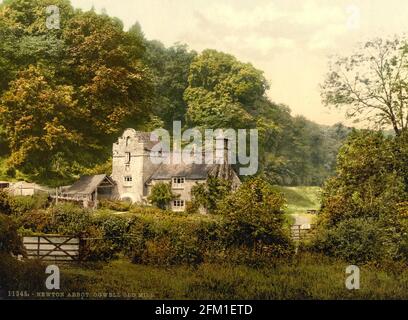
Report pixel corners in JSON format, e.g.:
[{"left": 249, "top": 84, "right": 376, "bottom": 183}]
[
  {"left": 172, "top": 177, "right": 185, "bottom": 189},
  {"left": 173, "top": 200, "right": 185, "bottom": 210},
  {"left": 125, "top": 152, "right": 131, "bottom": 164},
  {"left": 124, "top": 176, "right": 132, "bottom": 182}
]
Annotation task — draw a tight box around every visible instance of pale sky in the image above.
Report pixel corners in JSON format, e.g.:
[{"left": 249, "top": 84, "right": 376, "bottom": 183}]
[{"left": 7, "top": 0, "right": 408, "bottom": 125}]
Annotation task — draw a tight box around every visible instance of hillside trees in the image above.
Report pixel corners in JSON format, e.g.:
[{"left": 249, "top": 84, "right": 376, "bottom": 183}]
[
  {"left": 0, "top": 1, "right": 153, "bottom": 179},
  {"left": 144, "top": 41, "right": 197, "bottom": 129},
  {"left": 184, "top": 49, "right": 267, "bottom": 129},
  {"left": 0, "top": 0, "right": 348, "bottom": 185}
]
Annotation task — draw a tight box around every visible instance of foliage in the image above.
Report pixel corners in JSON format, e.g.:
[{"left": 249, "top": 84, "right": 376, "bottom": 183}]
[
  {"left": 0, "top": 213, "right": 24, "bottom": 254},
  {"left": 99, "top": 199, "right": 133, "bottom": 212},
  {"left": 309, "top": 130, "right": 408, "bottom": 263},
  {"left": 0, "top": 189, "right": 13, "bottom": 215},
  {"left": 0, "top": 253, "right": 45, "bottom": 297},
  {"left": 0, "top": 0, "right": 349, "bottom": 186},
  {"left": 11, "top": 193, "right": 49, "bottom": 215},
  {"left": 184, "top": 49, "right": 265, "bottom": 129},
  {"left": 0, "top": 0, "right": 153, "bottom": 179},
  {"left": 190, "top": 177, "right": 231, "bottom": 214},
  {"left": 321, "top": 37, "right": 408, "bottom": 136},
  {"left": 218, "top": 177, "right": 294, "bottom": 256},
  {"left": 147, "top": 182, "right": 177, "bottom": 210},
  {"left": 144, "top": 41, "right": 197, "bottom": 128}
]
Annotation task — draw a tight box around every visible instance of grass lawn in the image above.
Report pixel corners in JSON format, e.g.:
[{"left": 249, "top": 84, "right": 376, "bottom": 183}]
[{"left": 60, "top": 254, "right": 408, "bottom": 300}]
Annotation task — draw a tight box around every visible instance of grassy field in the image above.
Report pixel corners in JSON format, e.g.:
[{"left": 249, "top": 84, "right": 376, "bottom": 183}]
[
  {"left": 59, "top": 254, "right": 408, "bottom": 300},
  {"left": 275, "top": 186, "right": 321, "bottom": 225}
]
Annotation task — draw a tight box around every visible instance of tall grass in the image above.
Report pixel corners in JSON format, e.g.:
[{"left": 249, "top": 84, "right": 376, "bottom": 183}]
[{"left": 59, "top": 253, "right": 408, "bottom": 300}]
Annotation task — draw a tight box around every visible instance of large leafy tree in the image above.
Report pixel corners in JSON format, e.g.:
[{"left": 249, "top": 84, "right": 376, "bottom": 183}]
[
  {"left": 0, "top": 66, "right": 83, "bottom": 176},
  {"left": 61, "top": 11, "right": 153, "bottom": 136},
  {"left": 321, "top": 37, "right": 408, "bottom": 136},
  {"left": 0, "top": 0, "right": 73, "bottom": 92},
  {"left": 184, "top": 49, "right": 268, "bottom": 129},
  {"left": 0, "top": 1, "right": 153, "bottom": 179},
  {"left": 144, "top": 41, "right": 196, "bottom": 129}
]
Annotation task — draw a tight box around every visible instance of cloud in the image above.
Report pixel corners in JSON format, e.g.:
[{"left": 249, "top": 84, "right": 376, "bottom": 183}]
[{"left": 189, "top": 0, "right": 352, "bottom": 55}]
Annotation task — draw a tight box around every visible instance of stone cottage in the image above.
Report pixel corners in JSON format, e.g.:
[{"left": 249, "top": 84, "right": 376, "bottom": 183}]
[{"left": 111, "top": 129, "right": 241, "bottom": 212}]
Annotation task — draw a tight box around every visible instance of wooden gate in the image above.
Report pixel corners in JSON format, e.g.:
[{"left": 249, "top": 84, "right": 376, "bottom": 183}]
[
  {"left": 291, "top": 224, "right": 315, "bottom": 241},
  {"left": 23, "top": 236, "right": 80, "bottom": 262}
]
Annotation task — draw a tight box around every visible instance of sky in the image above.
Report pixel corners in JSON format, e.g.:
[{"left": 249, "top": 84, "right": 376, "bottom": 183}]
[{"left": 7, "top": 0, "right": 408, "bottom": 126}]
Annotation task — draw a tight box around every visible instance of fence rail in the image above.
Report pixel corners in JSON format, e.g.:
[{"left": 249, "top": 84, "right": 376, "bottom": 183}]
[
  {"left": 23, "top": 236, "right": 80, "bottom": 262},
  {"left": 291, "top": 224, "right": 315, "bottom": 241}
]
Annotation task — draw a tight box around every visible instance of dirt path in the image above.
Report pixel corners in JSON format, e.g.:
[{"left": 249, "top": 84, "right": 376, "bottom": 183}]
[{"left": 291, "top": 213, "right": 314, "bottom": 226}]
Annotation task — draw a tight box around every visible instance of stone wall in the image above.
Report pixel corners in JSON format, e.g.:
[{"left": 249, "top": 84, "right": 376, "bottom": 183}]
[{"left": 112, "top": 129, "right": 161, "bottom": 203}]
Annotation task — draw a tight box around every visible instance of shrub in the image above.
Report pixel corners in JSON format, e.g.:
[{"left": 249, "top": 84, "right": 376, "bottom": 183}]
[
  {"left": 0, "top": 213, "right": 24, "bottom": 255},
  {"left": 92, "top": 212, "right": 132, "bottom": 250},
  {"left": 309, "top": 218, "right": 395, "bottom": 263},
  {"left": 147, "top": 182, "right": 176, "bottom": 210},
  {"left": 17, "top": 209, "right": 54, "bottom": 234},
  {"left": 99, "top": 199, "right": 132, "bottom": 212},
  {"left": 0, "top": 253, "right": 45, "bottom": 298},
  {"left": 125, "top": 215, "right": 217, "bottom": 266},
  {"left": 51, "top": 203, "right": 92, "bottom": 236},
  {"left": 309, "top": 131, "right": 408, "bottom": 263},
  {"left": 11, "top": 193, "right": 50, "bottom": 216},
  {"left": 218, "top": 177, "right": 294, "bottom": 257},
  {"left": 190, "top": 178, "right": 231, "bottom": 214},
  {"left": 0, "top": 190, "right": 13, "bottom": 215}
]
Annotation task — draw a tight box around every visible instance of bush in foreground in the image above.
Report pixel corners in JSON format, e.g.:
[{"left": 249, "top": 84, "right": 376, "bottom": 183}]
[{"left": 308, "top": 131, "right": 408, "bottom": 264}]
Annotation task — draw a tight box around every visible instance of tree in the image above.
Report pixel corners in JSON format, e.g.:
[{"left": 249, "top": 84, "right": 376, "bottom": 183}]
[
  {"left": 148, "top": 182, "right": 177, "bottom": 210},
  {"left": 321, "top": 37, "right": 408, "bottom": 136},
  {"left": 184, "top": 49, "right": 268, "bottom": 129},
  {"left": 0, "top": 0, "right": 74, "bottom": 93},
  {"left": 0, "top": 2, "right": 153, "bottom": 179},
  {"left": 144, "top": 41, "right": 196, "bottom": 129},
  {"left": 61, "top": 10, "right": 153, "bottom": 136},
  {"left": 0, "top": 66, "right": 82, "bottom": 176}
]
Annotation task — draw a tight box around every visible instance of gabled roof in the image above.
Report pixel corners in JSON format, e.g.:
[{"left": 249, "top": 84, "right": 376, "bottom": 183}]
[
  {"left": 63, "top": 174, "right": 115, "bottom": 195},
  {"left": 149, "top": 163, "right": 215, "bottom": 180}
]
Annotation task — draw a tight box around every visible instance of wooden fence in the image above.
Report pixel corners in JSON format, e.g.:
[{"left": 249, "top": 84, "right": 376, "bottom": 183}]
[
  {"left": 291, "top": 224, "right": 315, "bottom": 241},
  {"left": 23, "top": 236, "right": 80, "bottom": 262}
]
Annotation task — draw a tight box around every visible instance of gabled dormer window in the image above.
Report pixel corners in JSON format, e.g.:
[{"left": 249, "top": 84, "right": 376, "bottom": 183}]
[{"left": 172, "top": 177, "right": 185, "bottom": 189}]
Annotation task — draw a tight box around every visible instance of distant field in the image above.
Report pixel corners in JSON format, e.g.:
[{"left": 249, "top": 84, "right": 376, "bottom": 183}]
[
  {"left": 274, "top": 186, "right": 322, "bottom": 226},
  {"left": 275, "top": 186, "right": 321, "bottom": 215}
]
